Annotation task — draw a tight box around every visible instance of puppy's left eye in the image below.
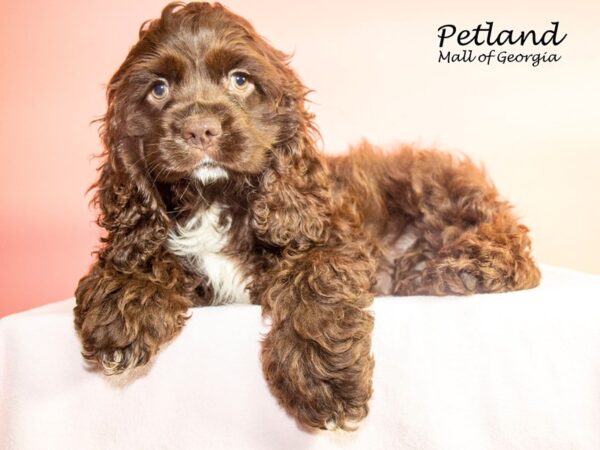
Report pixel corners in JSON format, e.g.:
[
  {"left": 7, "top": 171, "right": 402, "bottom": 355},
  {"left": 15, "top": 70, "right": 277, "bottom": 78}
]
[{"left": 228, "top": 70, "right": 253, "bottom": 93}]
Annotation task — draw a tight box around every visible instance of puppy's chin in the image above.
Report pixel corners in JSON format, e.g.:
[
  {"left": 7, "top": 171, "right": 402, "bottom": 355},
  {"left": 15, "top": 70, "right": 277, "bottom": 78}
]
[
  {"left": 193, "top": 157, "right": 228, "bottom": 185},
  {"left": 194, "top": 166, "right": 228, "bottom": 184}
]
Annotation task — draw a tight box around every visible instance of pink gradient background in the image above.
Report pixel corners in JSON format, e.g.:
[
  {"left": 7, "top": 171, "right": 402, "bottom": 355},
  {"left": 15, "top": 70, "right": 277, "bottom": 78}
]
[{"left": 1, "top": 1, "right": 599, "bottom": 317}]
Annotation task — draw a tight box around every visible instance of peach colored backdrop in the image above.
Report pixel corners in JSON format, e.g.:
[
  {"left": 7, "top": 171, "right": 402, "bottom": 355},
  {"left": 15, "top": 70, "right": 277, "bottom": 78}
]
[{"left": 1, "top": 0, "right": 599, "bottom": 317}]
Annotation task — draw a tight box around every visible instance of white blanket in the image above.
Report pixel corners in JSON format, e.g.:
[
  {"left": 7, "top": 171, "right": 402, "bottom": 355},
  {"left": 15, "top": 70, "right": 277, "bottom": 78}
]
[{"left": 1, "top": 265, "right": 599, "bottom": 450}]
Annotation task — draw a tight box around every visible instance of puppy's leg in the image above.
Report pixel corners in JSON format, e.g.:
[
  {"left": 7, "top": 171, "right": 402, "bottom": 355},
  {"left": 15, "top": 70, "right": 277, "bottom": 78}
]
[
  {"left": 74, "top": 252, "right": 195, "bottom": 374},
  {"left": 388, "top": 150, "right": 540, "bottom": 295},
  {"left": 256, "top": 243, "right": 376, "bottom": 430},
  {"left": 393, "top": 215, "right": 540, "bottom": 295}
]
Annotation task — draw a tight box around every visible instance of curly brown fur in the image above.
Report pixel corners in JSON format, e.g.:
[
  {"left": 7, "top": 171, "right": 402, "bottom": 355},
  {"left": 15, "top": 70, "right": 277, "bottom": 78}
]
[{"left": 75, "top": 2, "right": 540, "bottom": 430}]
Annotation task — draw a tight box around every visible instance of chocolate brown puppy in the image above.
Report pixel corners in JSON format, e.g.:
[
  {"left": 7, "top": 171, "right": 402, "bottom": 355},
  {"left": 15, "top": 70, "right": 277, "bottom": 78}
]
[{"left": 75, "top": 2, "right": 541, "bottom": 430}]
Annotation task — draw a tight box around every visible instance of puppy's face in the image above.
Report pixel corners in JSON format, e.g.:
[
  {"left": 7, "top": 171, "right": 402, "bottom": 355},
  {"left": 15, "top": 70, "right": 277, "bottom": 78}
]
[{"left": 109, "top": 4, "right": 300, "bottom": 185}]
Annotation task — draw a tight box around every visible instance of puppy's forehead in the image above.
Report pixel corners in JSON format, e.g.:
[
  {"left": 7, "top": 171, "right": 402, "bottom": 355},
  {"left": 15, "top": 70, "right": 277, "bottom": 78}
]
[
  {"left": 150, "top": 26, "right": 257, "bottom": 78},
  {"left": 171, "top": 26, "right": 218, "bottom": 58}
]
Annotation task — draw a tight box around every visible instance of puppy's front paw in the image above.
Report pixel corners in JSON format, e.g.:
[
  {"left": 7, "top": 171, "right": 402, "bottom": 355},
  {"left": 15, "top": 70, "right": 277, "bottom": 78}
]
[
  {"left": 74, "top": 266, "right": 193, "bottom": 377},
  {"left": 270, "top": 363, "right": 371, "bottom": 431},
  {"left": 262, "top": 329, "right": 373, "bottom": 431},
  {"left": 76, "top": 306, "right": 157, "bottom": 375},
  {"left": 301, "top": 386, "right": 369, "bottom": 432}
]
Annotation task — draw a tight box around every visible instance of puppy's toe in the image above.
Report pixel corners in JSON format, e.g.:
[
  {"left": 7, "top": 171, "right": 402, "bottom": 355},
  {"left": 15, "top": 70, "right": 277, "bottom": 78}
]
[
  {"left": 324, "top": 418, "right": 339, "bottom": 431},
  {"left": 322, "top": 415, "right": 362, "bottom": 432},
  {"left": 459, "top": 271, "right": 479, "bottom": 291},
  {"left": 92, "top": 343, "right": 150, "bottom": 376},
  {"left": 99, "top": 349, "right": 126, "bottom": 375}
]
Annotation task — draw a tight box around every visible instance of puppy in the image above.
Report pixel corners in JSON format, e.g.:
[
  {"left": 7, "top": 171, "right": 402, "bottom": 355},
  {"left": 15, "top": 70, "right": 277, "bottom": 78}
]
[{"left": 74, "top": 2, "right": 540, "bottom": 430}]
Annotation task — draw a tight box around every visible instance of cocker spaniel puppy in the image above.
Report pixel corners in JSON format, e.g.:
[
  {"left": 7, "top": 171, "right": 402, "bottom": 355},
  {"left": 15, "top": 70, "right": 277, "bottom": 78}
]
[{"left": 74, "top": 2, "right": 541, "bottom": 430}]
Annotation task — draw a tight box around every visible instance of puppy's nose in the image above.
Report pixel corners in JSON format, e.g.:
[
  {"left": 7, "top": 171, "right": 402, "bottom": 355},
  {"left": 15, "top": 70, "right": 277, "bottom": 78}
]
[{"left": 181, "top": 116, "right": 222, "bottom": 147}]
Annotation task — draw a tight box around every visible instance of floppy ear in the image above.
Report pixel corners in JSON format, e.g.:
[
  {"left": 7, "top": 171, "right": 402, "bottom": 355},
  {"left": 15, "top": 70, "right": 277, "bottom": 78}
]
[
  {"left": 92, "top": 75, "right": 169, "bottom": 273},
  {"left": 250, "top": 67, "right": 334, "bottom": 249}
]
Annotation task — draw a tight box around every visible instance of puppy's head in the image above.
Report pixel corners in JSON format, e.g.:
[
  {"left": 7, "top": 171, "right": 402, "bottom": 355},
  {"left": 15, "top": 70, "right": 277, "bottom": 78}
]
[{"left": 104, "top": 2, "right": 307, "bottom": 186}]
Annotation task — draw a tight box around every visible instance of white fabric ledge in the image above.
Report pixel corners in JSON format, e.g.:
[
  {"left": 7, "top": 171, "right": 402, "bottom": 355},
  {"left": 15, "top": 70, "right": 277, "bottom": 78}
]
[{"left": 1, "top": 265, "right": 600, "bottom": 450}]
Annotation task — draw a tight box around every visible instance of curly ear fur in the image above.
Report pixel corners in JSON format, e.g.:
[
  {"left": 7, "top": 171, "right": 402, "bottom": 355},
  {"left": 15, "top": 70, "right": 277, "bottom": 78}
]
[
  {"left": 91, "top": 70, "right": 171, "bottom": 273},
  {"left": 74, "top": 68, "right": 193, "bottom": 375},
  {"left": 249, "top": 55, "right": 334, "bottom": 249},
  {"left": 251, "top": 139, "right": 333, "bottom": 248}
]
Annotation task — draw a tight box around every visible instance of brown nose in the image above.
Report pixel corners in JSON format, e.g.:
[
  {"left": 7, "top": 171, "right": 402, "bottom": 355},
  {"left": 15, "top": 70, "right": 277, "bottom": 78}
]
[{"left": 181, "top": 116, "right": 222, "bottom": 147}]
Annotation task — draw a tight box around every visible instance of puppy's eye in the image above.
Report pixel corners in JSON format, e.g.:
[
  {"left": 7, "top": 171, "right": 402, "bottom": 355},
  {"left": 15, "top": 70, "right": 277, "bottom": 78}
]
[
  {"left": 231, "top": 72, "right": 248, "bottom": 88},
  {"left": 228, "top": 70, "right": 252, "bottom": 93},
  {"left": 150, "top": 80, "right": 169, "bottom": 100}
]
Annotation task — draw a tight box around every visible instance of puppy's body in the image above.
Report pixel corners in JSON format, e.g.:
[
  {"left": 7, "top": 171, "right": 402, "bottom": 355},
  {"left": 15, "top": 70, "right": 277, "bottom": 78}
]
[
  {"left": 75, "top": 2, "right": 540, "bottom": 430},
  {"left": 163, "top": 143, "right": 538, "bottom": 307}
]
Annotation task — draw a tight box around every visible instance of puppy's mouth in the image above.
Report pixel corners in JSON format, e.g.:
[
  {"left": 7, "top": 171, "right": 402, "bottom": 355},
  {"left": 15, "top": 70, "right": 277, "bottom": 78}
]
[
  {"left": 197, "top": 157, "right": 218, "bottom": 168},
  {"left": 193, "top": 157, "right": 228, "bottom": 185},
  {"left": 196, "top": 155, "right": 225, "bottom": 170}
]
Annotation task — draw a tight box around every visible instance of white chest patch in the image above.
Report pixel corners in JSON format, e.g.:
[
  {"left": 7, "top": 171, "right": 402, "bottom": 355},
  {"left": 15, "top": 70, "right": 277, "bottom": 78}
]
[{"left": 167, "top": 204, "right": 251, "bottom": 305}]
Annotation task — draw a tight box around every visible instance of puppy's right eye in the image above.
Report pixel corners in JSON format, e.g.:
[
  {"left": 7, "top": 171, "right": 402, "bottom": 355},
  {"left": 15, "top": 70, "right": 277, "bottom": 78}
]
[{"left": 150, "top": 80, "right": 169, "bottom": 100}]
